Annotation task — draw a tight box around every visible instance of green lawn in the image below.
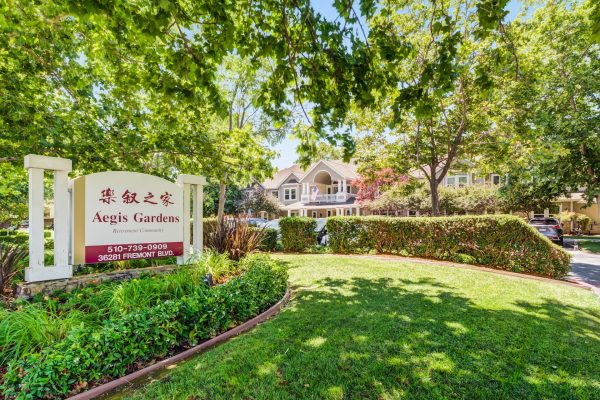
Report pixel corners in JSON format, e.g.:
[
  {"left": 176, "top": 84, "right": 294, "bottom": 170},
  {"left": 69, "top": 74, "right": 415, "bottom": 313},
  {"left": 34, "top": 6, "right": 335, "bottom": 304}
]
[
  {"left": 113, "top": 255, "right": 600, "bottom": 400},
  {"left": 566, "top": 236, "right": 600, "bottom": 254}
]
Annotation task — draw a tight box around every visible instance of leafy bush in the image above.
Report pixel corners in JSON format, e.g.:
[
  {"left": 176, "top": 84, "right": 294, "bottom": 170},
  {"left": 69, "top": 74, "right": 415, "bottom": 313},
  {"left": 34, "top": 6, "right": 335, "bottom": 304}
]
[
  {"left": 204, "top": 218, "right": 265, "bottom": 260},
  {"left": 280, "top": 217, "right": 317, "bottom": 252},
  {"left": 1, "top": 255, "right": 288, "bottom": 399},
  {"left": 259, "top": 228, "right": 278, "bottom": 252},
  {"left": 327, "top": 215, "right": 571, "bottom": 278},
  {"left": 0, "top": 244, "right": 27, "bottom": 298},
  {"left": 559, "top": 211, "right": 592, "bottom": 233}
]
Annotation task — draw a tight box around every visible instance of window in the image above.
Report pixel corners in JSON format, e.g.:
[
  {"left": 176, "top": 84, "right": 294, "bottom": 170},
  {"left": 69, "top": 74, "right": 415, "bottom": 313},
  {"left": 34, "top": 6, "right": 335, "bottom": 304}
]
[
  {"left": 346, "top": 209, "right": 351, "bottom": 216},
  {"left": 271, "top": 190, "right": 278, "bottom": 198},
  {"left": 408, "top": 210, "right": 419, "bottom": 217},
  {"left": 491, "top": 174, "right": 501, "bottom": 185},
  {"left": 284, "top": 188, "right": 297, "bottom": 200},
  {"left": 446, "top": 174, "right": 468, "bottom": 187},
  {"left": 347, "top": 185, "right": 351, "bottom": 193},
  {"left": 327, "top": 210, "right": 332, "bottom": 217},
  {"left": 312, "top": 211, "right": 317, "bottom": 218}
]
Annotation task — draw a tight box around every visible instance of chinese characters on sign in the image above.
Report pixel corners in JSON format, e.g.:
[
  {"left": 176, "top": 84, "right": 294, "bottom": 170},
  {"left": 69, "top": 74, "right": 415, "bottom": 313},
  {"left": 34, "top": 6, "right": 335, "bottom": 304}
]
[{"left": 102, "top": 188, "right": 175, "bottom": 207}]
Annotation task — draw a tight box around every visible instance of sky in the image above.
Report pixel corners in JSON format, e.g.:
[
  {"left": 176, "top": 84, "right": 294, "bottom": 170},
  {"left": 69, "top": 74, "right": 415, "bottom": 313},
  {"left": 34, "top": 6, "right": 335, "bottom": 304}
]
[{"left": 270, "top": 0, "right": 525, "bottom": 170}]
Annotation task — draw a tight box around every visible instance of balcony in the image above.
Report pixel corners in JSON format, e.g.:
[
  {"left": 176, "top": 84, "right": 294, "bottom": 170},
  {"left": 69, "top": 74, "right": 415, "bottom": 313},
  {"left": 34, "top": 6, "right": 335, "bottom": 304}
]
[{"left": 300, "top": 192, "right": 353, "bottom": 204}]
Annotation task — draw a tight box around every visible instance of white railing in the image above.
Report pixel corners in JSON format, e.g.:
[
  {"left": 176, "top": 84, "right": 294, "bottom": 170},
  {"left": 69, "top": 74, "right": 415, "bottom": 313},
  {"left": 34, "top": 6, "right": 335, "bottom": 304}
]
[{"left": 300, "top": 193, "right": 354, "bottom": 204}]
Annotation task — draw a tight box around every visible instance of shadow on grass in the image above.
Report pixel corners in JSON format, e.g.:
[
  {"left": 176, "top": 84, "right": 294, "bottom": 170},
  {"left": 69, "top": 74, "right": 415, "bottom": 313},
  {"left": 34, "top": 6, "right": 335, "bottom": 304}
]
[{"left": 117, "top": 274, "right": 600, "bottom": 400}]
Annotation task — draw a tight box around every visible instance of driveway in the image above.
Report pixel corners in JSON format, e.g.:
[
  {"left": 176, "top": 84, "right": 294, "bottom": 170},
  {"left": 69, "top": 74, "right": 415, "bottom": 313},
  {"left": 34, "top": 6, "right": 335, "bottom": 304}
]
[{"left": 564, "top": 241, "right": 600, "bottom": 289}]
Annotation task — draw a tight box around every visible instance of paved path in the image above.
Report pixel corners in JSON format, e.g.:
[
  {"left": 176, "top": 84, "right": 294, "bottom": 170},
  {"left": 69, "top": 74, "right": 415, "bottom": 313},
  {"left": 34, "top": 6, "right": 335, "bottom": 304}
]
[{"left": 567, "top": 250, "right": 600, "bottom": 289}]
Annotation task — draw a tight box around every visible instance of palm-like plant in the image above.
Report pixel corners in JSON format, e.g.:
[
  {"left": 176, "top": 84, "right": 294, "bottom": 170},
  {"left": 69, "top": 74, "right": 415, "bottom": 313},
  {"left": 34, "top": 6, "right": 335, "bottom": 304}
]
[{"left": 0, "top": 243, "right": 28, "bottom": 299}]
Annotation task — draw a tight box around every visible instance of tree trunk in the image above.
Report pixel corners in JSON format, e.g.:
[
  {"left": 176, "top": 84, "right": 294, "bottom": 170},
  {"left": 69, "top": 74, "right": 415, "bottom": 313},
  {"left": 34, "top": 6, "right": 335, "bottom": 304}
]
[
  {"left": 430, "top": 179, "right": 440, "bottom": 216},
  {"left": 217, "top": 176, "right": 228, "bottom": 224}
]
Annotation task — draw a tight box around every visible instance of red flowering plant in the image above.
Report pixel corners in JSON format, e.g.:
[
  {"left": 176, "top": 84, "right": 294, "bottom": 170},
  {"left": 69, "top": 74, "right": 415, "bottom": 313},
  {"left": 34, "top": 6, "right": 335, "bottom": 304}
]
[{"left": 352, "top": 168, "right": 408, "bottom": 205}]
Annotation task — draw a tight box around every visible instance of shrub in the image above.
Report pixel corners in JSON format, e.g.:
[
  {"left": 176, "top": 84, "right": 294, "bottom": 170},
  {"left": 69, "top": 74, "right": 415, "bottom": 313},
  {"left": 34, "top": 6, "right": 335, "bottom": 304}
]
[
  {"left": 204, "top": 218, "right": 265, "bottom": 260},
  {"left": 0, "top": 243, "right": 27, "bottom": 298},
  {"left": 327, "top": 215, "right": 571, "bottom": 278},
  {"left": 259, "top": 228, "right": 278, "bottom": 252},
  {"left": 280, "top": 217, "right": 317, "bottom": 252},
  {"left": 1, "top": 256, "right": 288, "bottom": 399}
]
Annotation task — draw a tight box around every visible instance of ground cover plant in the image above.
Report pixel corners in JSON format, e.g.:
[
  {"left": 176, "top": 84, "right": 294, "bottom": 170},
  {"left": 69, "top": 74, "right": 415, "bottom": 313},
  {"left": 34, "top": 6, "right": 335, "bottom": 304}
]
[
  {"left": 113, "top": 254, "right": 600, "bottom": 400},
  {"left": 0, "top": 253, "right": 288, "bottom": 399},
  {"left": 327, "top": 215, "right": 571, "bottom": 278}
]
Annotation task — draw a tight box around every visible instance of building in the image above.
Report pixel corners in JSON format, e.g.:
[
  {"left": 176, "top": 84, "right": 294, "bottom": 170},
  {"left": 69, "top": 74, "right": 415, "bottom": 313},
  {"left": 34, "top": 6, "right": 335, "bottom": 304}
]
[
  {"left": 260, "top": 160, "right": 600, "bottom": 233},
  {"left": 260, "top": 160, "right": 363, "bottom": 218}
]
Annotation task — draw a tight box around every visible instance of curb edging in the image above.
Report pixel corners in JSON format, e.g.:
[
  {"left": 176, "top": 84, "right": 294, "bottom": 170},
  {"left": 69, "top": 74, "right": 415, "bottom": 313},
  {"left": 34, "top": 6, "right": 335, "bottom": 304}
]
[{"left": 67, "top": 289, "right": 291, "bottom": 400}]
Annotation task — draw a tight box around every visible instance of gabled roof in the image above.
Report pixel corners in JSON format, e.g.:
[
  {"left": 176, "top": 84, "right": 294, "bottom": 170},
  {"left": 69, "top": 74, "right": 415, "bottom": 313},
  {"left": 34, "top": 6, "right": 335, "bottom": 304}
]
[
  {"left": 262, "top": 159, "right": 360, "bottom": 189},
  {"left": 261, "top": 164, "right": 305, "bottom": 189},
  {"left": 299, "top": 159, "right": 359, "bottom": 183}
]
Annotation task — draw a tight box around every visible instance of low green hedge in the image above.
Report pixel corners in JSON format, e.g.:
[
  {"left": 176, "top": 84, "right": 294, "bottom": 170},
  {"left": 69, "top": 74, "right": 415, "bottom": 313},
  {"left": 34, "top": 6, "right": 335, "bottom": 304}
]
[
  {"left": 1, "top": 255, "right": 288, "bottom": 399},
  {"left": 327, "top": 215, "right": 571, "bottom": 278},
  {"left": 259, "top": 228, "right": 278, "bottom": 252},
  {"left": 280, "top": 217, "right": 317, "bottom": 252}
]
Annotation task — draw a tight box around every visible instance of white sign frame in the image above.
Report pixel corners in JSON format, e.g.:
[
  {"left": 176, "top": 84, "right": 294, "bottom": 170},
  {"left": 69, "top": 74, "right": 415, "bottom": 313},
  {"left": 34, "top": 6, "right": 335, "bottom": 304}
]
[{"left": 23, "top": 155, "right": 205, "bottom": 282}]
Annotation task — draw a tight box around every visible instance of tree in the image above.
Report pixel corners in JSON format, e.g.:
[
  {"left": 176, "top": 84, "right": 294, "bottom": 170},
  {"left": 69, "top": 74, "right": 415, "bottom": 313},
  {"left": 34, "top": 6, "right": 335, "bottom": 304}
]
[
  {"left": 203, "top": 182, "right": 243, "bottom": 217},
  {"left": 235, "top": 186, "right": 282, "bottom": 216},
  {"left": 495, "top": 0, "right": 600, "bottom": 206},
  {"left": 0, "top": 165, "right": 28, "bottom": 226},
  {"left": 353, "top": 168, "right": 407, "bottom": 204},
  {"left": 353, "top": 0, "right": 505, "bottom": 215}
]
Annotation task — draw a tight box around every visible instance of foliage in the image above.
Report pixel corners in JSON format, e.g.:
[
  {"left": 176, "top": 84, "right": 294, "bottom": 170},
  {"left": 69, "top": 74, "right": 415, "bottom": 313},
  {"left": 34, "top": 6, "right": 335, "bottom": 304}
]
[
  {"left": 1, "top": 256, "right": 288, "bottom": 399},
  {"left": 326, "top": 216, "right": 571, "bottom": 278},
  {"left": 369, "top": 184, "right": 504, "bottom": 215},
  {"left": 258, "top": 228, "right": 278, "bottom": 252},
  {"left": 236, "top": 186, "right": 282, "bottom": 215},
  {"left": 353, "top": 0, "right": 505, "bottom": 215},
  {"left": 204, "top": 218, "right": 265, "bottom": 261},
  {"left": 495, "top": 1, "right": 600, "bottom": 206},
  {"left": 558, "top": 212, "right": 592, "bottom": 233},
  {"left": 0, "top": 244, "right": 27, "bottom": 299},
  {"left": 203, "top": 183, "right": 243, "bottom": 217},
  {"left": 279, "top": 217, "right": 317, "bottom": 252},
  {"left": 0, "top": 165, "right": 28, "bottom": 226},
  {"left": 0, "top": 264, "right": 217, "bottom": 365},
  {"left": 352, "top": 168, "right": 408, "bottom": 204},
  {"left": 115, "top": 254, "right": 600, "bottom": 400}
]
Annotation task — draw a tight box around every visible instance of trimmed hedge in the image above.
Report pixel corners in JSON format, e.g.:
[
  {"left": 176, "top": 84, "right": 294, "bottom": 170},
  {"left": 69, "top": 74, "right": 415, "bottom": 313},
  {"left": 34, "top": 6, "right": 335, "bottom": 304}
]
[
  {"left": 327, "top": 215, "right": 571, "bottom": 278},
  {"left": 280, "top": 217, "right": 317, "bottom": 252},
  {"left": 1, "top": 255, "right": 288, "bottom": 399},
  {"left": 259, "top": 228, "right": 278, "bottom": 252}
]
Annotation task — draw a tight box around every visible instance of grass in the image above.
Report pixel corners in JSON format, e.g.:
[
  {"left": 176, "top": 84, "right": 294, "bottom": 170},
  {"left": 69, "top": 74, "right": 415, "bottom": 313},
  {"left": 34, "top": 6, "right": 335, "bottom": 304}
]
[
  {"left": 113, "top": 254, "right": 600, "bottom": 400},
  {"left": 565, "top": 236, "right": 600, "bottom": 254}
]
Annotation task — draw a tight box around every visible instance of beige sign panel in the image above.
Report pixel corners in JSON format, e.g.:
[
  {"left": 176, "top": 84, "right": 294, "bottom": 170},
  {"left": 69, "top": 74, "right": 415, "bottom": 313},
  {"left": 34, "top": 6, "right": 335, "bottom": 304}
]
[{"left": 71, "top": 172, "right": 184, "bottom": 264}]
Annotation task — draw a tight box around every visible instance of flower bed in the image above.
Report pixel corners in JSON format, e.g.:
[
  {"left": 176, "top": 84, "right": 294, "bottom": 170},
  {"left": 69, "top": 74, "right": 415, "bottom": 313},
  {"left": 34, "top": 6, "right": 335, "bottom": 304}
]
[
  {"left": 327, "top": 215, "right": 571, "bottom": 278},
  {"left": 0, "top": 254, "right": 288, "bottom": 399}
]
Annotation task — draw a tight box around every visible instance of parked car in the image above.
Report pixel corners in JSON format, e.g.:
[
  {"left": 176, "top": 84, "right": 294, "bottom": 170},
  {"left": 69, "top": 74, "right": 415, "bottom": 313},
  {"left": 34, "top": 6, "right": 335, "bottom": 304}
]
[
  {"left": 529, "top": 217, "right": 563, "bottom": 236},
  {"left": 247, "top": 218, "right": 268, "bottom": 227},
  {"left": 264, "top": 218, "right": 329, "bottom": 245},
  {"left": 532, "top": 225, "right": 564, "bottom": 245},
  {"left": 315, "top": 218, "right": 328, "bottom": 245}
]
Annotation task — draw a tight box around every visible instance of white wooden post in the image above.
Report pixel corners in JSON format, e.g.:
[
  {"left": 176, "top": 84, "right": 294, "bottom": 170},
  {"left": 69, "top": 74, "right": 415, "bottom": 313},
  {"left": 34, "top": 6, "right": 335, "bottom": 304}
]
[
  {"left": 24, "top": 155, "right": 72, "bottom": 282},
  {"left": 176, "top": 174, "right": 206, "bottom": 265}
]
